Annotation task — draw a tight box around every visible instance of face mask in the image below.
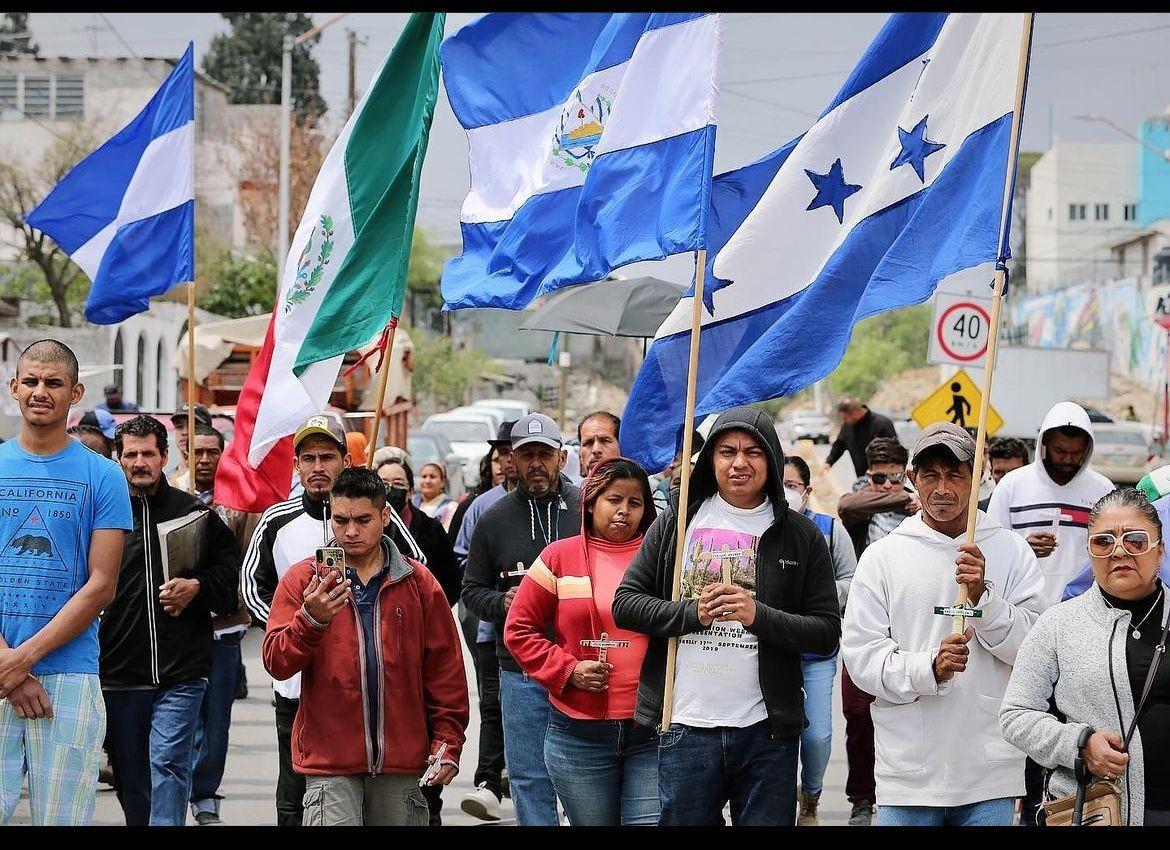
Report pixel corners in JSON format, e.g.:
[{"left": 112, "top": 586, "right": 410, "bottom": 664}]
[
  {"left": 784, "top": 486, "right": 804, "bottom": 512},
  {"left": 386, "top": 486, "right": 409, "bottom": 513}
]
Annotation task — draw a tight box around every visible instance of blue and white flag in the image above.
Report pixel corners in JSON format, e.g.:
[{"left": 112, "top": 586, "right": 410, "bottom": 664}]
[
  {"left": 439, "top": 13, "right": 720, "bottom": 311},
  {"left": 623, "top": 13, "right": 1030, "bottom": 472},
  {"left": 26, "top": 43, "right": 195, "bottom": 325}
]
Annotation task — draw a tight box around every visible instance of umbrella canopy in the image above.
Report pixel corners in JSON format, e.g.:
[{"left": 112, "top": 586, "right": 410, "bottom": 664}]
[{"left": 518, "top": 276, "right": 686, "bottom": 338}]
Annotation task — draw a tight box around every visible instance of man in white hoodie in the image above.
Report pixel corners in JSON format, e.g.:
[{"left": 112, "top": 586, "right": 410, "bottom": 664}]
[
  {"left": 985, "top": 401, "right": 1113, "bottom": 825},
  {"left": 842, "top": 423, "right": 1046, "bottom": 826}
]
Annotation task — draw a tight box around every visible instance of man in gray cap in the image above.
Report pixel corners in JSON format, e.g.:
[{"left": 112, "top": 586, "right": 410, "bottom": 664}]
[
  {"left": 842, "top": 423, "right": 1045, "bottom": 826},
  {"left": 461, "top": 413, "right": 581, "bottom": 825}
]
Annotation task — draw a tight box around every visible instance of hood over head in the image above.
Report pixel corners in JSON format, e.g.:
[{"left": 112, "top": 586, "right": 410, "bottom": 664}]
[
  {"left": 1036, "top": 401, "right": 1096, "bottom": 483},
  {"left": 689, "top": 406, "right": 786, "bottom": 520}
]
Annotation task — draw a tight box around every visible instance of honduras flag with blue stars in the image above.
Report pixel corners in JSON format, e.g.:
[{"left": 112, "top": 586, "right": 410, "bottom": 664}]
[
  {"left": 623, "top": 13, "right": 1031, "bottom": 473},
  {"left": 26, "top": 43, "right": 195, "bottom": 325},
  {"left": 439, "top": 13, "right": 720, "bottom": 311}
]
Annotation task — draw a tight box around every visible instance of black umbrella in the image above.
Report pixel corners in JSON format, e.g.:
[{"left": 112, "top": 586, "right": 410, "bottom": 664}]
[{"left": 518, "top": 276, "right": 686, "bottom": 338}]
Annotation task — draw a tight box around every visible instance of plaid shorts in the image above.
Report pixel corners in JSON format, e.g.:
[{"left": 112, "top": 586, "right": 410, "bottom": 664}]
[{"left": 0, "top": 672, "right": 105, "bottom": 826}]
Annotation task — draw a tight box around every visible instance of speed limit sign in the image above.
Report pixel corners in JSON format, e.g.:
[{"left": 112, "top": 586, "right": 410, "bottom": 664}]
[{"left": 928, "top": 292, "right": 993, "bottom": 366}]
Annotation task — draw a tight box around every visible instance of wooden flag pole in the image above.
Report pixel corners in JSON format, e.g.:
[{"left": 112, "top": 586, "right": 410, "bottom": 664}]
[
  {"left": 952, "top": 12, "right": 1034, "bottom": 635},
  {"left": 661, "top": 248, "right": 707, "bottom": 731},
  {"left": 366, "top": 319, "right": 399, "bottom": 469},
  {"left": 187, "top": 280, "right": 197, "bottom": 494}
]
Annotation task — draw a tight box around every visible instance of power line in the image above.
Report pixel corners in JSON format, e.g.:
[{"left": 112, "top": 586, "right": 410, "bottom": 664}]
[
  {"left": 1035, "top": 21, "right": 1170, "bottom": 49},
  {"left": 96, "top": 13, "right": 162, "bottom": 83},
  {"left": 721, "top": 88, "right": 817, "bottom": 120},
  {"left": 724, "top": 68, "right": 851, "bottom": 87}
]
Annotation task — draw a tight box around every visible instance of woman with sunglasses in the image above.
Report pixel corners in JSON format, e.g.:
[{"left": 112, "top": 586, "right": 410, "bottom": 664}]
[
  {"left": 1002, "top": 488, "right": 1170, "bottom": 825},
  {"left": 503, "top": 458, "right": 658, "bottom": 825}
]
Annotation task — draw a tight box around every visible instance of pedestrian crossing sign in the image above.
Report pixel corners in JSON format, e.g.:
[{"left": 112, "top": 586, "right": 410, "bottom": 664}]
[{"left": 911, "top": 369, "right": 1003, "bottom": 436}]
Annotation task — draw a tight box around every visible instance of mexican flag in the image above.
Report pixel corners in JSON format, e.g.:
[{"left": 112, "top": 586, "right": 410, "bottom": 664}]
[{"left": 215, "top": 13, "right": 445, "bottom": 512}]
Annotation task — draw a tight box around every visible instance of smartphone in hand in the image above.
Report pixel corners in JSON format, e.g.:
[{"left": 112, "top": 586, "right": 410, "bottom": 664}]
[{"left": 315, "top": 546, "right": 346, "bottom": 583}]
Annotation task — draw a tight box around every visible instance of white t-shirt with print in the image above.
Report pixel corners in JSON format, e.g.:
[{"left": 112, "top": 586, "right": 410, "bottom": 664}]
[{"left": 671, "top": 493, "right": 772, "bottom": 728}]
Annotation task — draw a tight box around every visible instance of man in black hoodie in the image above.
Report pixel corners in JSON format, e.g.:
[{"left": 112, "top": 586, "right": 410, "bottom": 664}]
[
  {"left": 462, "top": 413, "right": 581, "bottom": 826},
  {"left": 100, "top": 416, "right": 240, "bottom": 826},
  {"left": 612, "top": 406, "right": 840, "bottom": 826}
]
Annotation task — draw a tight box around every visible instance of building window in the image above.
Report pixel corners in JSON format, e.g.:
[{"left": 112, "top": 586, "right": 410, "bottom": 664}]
[
  {"left": 135, "top": 335, "right": 146, "bottom": 407},
  {"left": 54, "top": 74, "right": 84, "bottom": 119},
  {"left": 0, "top": 74, "right": 17, "bottom": 120},
  {"left": 1094, "top": 203, "right": 1109, "bottom": 221},
  {"left": 1124, "top": 204, "right": 1138, "bottom": 222},
  {"left": 1047, "top": 207, "right": 1053, "bottom": 221},
  {"left": 23, "top": 75, "right": 50, "bottom": 118},
  {"left": 1069, "top": 204, "right": 1087, "bottom": 221}
]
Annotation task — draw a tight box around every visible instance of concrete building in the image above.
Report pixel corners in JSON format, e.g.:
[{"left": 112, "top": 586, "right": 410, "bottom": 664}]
[
  {"left": 1110, "top": 219, "right": 1170, "bottom": 288},
  {"left": 0, "top": 53, "right": 256, "bottom": 259},
  {"left": 1024, "top": 141, "right": 1142, "bottom": 292}
]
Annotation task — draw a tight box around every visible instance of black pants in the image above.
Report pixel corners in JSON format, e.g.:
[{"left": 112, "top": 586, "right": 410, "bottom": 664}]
[
  {"left": 1021, "top": 756, "right": 1043, "bottom": 826},
  {"left": 274, "top": 694, "right": 305, "bottom": 827},
  {"left": 472, "top": 641, "right": 505, "bottom": 797},
  {"left": 422, "top": 781, "right": 442, "bottom": 826}
]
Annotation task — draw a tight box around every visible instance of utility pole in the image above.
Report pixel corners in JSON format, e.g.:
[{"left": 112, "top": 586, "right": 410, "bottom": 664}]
[
  {"left": 346, "top": 29, "right": 357, "bottom": 118},
  {"left": 278, "top": 13, "right": 348, "bottom": 270}
]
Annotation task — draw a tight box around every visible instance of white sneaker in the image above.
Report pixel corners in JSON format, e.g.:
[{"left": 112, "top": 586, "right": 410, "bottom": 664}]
[{"left": 461, "top": 784, "right": 502, "bottom": 822}]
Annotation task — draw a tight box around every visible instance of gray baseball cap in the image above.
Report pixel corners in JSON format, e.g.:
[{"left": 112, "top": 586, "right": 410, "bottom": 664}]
[
  {"left": 912, "top": 422, "right": 976, "bottom": 465},
  {"left": 511, "top": 413, "right": 562, "bottom": 450}
]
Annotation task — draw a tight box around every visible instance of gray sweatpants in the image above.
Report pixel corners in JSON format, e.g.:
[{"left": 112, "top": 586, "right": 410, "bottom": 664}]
[{"left": 302, "top": 773, "right": 429, "bottom": 826}]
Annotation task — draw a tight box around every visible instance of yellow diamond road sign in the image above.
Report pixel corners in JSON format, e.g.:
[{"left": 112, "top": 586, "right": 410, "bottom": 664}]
[{"left": 911, "top": 369, "right": 1003, "bottom": 436}]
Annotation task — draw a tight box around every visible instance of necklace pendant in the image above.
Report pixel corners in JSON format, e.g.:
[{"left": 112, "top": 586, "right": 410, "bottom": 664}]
[{"left": 1133, "top": 629, "right": 1141, "bottom": 640}]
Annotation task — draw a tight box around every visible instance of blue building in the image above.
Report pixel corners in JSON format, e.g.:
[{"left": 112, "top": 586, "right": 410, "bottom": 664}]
[{"left": 1139, "top": 111, "right": 1170, "bottom": 228}]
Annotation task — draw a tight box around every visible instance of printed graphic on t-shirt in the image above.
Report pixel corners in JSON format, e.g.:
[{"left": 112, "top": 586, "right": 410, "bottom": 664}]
[
  {"left": 0, "top": 479, "right": 87, "bottom": 621},
  {"left": 680, "top": 527, "right": 758, "bottom": 600}
]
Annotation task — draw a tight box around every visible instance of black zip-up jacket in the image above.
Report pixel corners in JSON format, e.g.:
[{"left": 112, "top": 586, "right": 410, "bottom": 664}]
[
  {"left": 100, "top": 479, "right": 242, "bottom": 688},
  {"left": 401, "top": 505, "right": 461, "bottom": 607},
  {"left": 611, "top": 407, "right": 840, "bottom": 739},
  {"left": 461, "top": 475, "right": 581, "bottom": 673}
]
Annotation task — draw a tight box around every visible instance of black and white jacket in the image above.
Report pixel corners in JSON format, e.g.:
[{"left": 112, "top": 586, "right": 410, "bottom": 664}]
[{"left": 99, "top": 480, "right": 241, "bottom": 689}]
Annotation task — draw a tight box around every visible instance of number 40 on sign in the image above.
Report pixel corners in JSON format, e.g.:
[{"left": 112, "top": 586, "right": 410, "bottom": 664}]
[{"left": 928, "top": 292, "right": 993, "bottom": 367}]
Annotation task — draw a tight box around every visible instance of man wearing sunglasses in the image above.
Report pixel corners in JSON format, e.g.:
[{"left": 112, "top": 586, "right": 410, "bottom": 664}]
[
  {"left": 842, "top": 423, "right": 1046, "bottom": 826},
  {"left": 839, "top": 438, "right": 920, "bottom": 560}
]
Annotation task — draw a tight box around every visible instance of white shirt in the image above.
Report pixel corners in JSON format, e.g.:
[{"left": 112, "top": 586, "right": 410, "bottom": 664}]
[{"left": 671, "top": 494, "right": 772, "bottom": 728}]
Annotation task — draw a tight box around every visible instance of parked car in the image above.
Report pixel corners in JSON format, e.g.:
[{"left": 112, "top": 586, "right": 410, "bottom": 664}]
[
  {"left": 472, "top": 398, "right": 530, "bottom": 424},
  {"left": 420, "top": 413, "right": 495, "bottom": 488},
  {"left": 406, "top": 430, "right": 466, "bottom": 500},
  {"left": 1092, "top": 422, "right": 1152, "bottom": 485},
  {"left": 451, "top": 405, "right": 502, "bottom": 433},
  {"left": 778, "top": 409, "right": 832, "bottom": 445}
]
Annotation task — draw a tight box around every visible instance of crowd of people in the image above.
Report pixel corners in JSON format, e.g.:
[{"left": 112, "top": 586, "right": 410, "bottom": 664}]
[{"left": 1, "top": 339, "right": 1167, "bottom": 827}]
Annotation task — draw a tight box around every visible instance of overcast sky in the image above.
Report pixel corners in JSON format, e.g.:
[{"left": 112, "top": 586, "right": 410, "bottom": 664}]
[{"left": 26, "top": 12, "right": 1170, "bottom": 281}]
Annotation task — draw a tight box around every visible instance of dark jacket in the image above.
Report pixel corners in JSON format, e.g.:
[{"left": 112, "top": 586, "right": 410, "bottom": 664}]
[
  {"left": 611, "top": 406, "right": 840, "bottom": 739},
  {"left": 462, "top": 475, "right": 582, "bottom": 673},
  {"left": 397, "top": 504, "right": 461, "bottom": 607},
  {"left": 837, "top": 486, "right": 916, "bottom": 558},
  {"left": 825, "top": 408, "right": 897, "bottom": 478},
  {"left": 100, "top": 479, "right": 241, "bottom": 688}
]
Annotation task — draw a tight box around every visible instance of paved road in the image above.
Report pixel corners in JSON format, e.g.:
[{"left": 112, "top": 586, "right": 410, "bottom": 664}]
[{"left": 16, "top": 443, "right": 862, "bottom": 827}]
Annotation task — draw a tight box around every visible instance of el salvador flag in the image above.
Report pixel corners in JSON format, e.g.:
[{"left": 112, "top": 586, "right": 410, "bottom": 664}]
[
  {"left": 26, "top": 43, "right": 195, "bottom": 325},
  {"left": 623, "top": 13, "right": 1031, "bottom": 473},
  {"left": 439, "top": 13, "right": 720, "bottom": 311}
]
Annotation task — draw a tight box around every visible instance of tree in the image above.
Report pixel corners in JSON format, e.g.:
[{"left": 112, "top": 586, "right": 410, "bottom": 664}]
[
  {"left": 410, "top": 327, "right": 495, "bottom": 409},
  {"left": 0, "top": 125, "right": 107, "bottom": 327},
  {"left": 827, "top": 304, "right": 931, "bottom": 400},
  {"left": 404, "top": 228, "right": 451, "bottom": 326},
  {"left": 203, "top": 13, "right": 326, "bottom": 121},
  {"left": 199, "top": 250, "right": 279, "bottom": 318},
  {"left": 0, "top": 13, "right": 38, "bottom": 55}
]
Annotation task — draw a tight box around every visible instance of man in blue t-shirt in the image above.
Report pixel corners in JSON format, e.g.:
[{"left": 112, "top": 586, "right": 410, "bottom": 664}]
[{"left": 0, "top": 340, "right": 133, "bottom": 826}]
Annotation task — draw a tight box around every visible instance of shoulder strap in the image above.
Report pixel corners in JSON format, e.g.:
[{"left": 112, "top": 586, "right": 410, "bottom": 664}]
[{"left": 1123, "top": 613, "right": 1170, "bottom": 751}]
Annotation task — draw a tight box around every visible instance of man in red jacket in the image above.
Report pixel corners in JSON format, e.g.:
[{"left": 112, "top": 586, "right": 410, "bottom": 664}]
[{"left": 263, "top": 467, "right": 469, "bottom": 826}]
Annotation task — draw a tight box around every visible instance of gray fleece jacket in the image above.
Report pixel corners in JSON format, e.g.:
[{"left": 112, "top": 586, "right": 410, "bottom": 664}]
[{"left": 1000, "top": 580, "right": 1170, "bottom": 826}]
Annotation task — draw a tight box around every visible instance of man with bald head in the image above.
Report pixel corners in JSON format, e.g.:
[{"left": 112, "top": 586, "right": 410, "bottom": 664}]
[
  {"left": 1, "top": 340, "right": 133, "bottom": 825},
  {"left": 823, "top": 398, "right": 897, "bottom": 479}
]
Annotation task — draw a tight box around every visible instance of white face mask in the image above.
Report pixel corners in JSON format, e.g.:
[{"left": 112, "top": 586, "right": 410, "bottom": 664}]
[{"left": 784, "top": 486, "right": 805, "bottom": 512}]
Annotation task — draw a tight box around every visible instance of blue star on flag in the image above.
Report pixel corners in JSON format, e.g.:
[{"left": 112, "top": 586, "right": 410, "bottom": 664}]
[
  {"left": 804, "top": 158, "right": 862, "bottom": 224},
  {"left": 890, "top": 115, "right": 945, "bottom": 182}
]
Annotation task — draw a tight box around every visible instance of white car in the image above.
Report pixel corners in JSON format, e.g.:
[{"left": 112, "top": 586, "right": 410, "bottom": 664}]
[
  {"left": 1093, "top": 422, "right": 1153, "bottom": 486},
  {"left": 473, "top": 398, "right": 531, "bottom": 423},
  {"left": 778, "top": 409, "right": 833, "bottom": 445},
  {"left": 420, "top": 414, "right": 495, "bottom": 488},
  {"left": 451, "top": 406, "right": 503, "bottom": 433}
]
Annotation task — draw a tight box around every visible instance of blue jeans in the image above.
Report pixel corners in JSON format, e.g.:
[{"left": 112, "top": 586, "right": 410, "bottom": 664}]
[
  {"left": 498, "top": 669, "right": 557, "bottom": 826},
  {"left": 658, "top": 720, "right": 798, "bottom": 826},
  {"left": 877, "top": 797, "right": 1017, "bottom": 826},
  {"left": 190, "top": 633, "right": 244, "bottom": 816},
  {"left": 799, "top": 655, "right": 836, "bottom": 797},
  {"left": 104, "top": 679, "right": 208, "bottom": 826},
  {"left": 544, "top": 706, "right": 659, "bottom": 826}
]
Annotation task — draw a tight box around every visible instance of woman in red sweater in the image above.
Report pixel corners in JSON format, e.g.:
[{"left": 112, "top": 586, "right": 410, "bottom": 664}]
[{"left": 504, "top": 458, "right": 658, "bottom": 825}]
